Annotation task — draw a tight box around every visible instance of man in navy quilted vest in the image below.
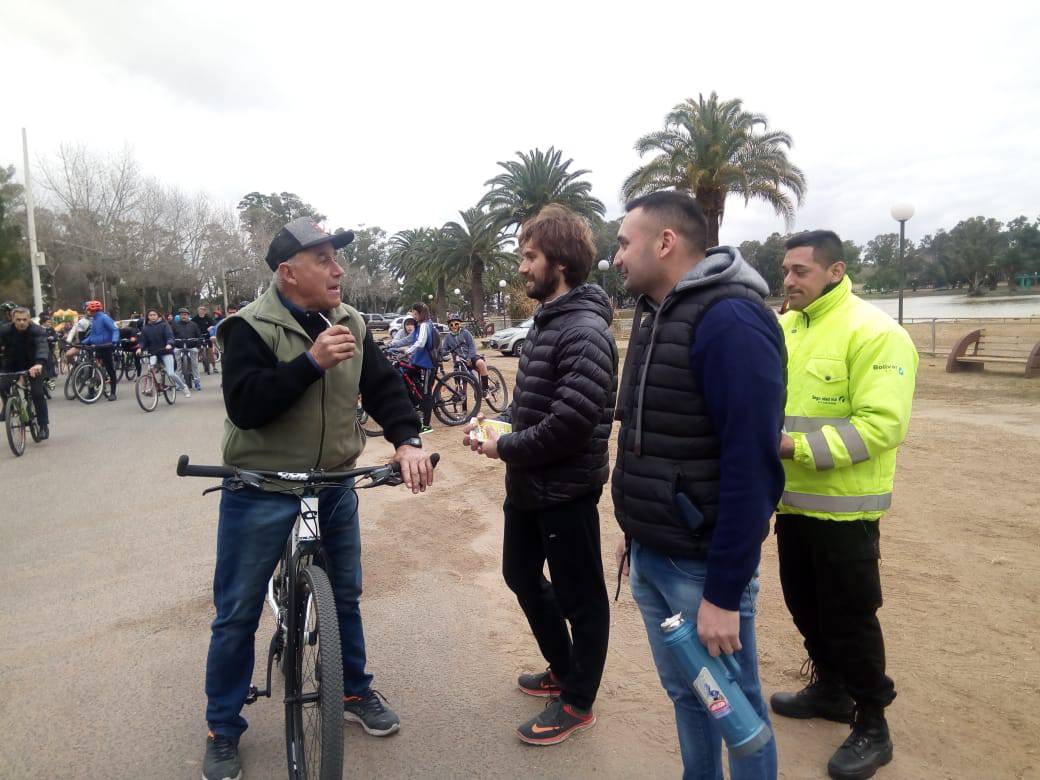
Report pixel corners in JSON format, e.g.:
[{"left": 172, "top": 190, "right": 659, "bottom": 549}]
[{"left": 612, "top": 191, "right": 787, "bottom": 779}]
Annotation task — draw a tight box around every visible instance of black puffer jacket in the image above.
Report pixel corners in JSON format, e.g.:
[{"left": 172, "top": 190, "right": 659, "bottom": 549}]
[{"left": 497, "top": 284, "right": 618, "bottom": 510}]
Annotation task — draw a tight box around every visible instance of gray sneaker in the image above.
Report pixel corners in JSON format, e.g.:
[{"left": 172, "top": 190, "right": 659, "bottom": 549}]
[
  {"left": 202, "top": 732, "right": 241, "bottom": 780},
  {"left": 343, "top": 690, "right": 400, "bottom": 736}
]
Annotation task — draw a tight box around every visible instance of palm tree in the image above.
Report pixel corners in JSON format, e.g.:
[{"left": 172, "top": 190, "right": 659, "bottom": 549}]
[
  {"left": 440, "top": 208, "right": 515, "bottom": 327},
  {"left": 623, "top": 93, "right": 806, "bottom": 247},
  {"left": 388, "top": 228, "right": 446, "bottom": 316},
  {"left": 481, "top": 147, "right": 605, "bottom": 232}
]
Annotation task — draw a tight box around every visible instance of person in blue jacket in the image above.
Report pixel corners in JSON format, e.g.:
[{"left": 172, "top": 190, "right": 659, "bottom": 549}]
[
  {"left": 66, "top": 300, "right": 121, "bottom": 401},
  {"left": 403, "top": 302, "right": 438, "bottom": 433}
]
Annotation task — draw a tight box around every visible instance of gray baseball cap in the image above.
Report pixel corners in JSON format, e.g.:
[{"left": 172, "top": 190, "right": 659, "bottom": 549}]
[{"left": 265, "top": 217, "right": 355, "bottom": 270}]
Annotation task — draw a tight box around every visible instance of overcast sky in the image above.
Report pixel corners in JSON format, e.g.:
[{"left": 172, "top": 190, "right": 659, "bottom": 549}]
[{"left": 2, "top": 0, "right": 1038, "bottom": 249}]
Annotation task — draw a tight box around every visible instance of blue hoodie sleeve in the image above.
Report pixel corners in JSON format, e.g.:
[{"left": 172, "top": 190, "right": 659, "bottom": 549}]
[{"left": 691, "top": 299, "right": 786, "bottom": 611}]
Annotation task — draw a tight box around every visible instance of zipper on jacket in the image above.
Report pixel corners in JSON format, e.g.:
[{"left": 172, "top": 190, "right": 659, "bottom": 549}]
[{"left": 315, "top": 374, "right": 327, "bottom": 469}]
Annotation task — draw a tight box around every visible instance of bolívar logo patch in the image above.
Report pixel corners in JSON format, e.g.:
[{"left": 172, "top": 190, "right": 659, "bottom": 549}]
[
  {"left": 693, "top": 668, "right": 733, "bottom": 719},
  {"left": 872, "top": 362, "right": 904, "bottom": 375}
]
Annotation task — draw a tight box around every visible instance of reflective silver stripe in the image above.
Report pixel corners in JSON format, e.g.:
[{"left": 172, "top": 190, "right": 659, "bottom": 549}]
[
  {"left": 805, "top": 431, "right": 834, "bottom": 471},
  {"left": 836, "top": 424, "right": 870, "bottom": 464},
  {"left": 785, "top": 416, "right": 849, "bottom": 432},
  {"left": 782, "top": 491, "right": 892, "bottom": 513}
]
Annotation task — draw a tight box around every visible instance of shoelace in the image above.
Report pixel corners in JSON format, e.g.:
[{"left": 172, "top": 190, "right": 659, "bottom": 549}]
[
  {"left": 209, "top": 735, "right": 237, "bottom": 762},
  {"left": 352, "top": 689, "right": 392, "bottom": 715}
]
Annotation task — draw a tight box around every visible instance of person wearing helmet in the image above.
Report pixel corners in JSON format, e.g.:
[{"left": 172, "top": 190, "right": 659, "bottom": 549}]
[
  {"left": 66, "top": 300, "right": 121, "bottom": 400},
  {"left": 444, "top": 317, "right": 490, "bottom": 391},
  {"left": 0, "top": 301, "right": 16, "bottom": 323}
]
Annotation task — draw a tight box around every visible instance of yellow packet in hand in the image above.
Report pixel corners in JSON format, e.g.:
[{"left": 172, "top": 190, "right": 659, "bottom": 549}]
[{"left": 472, "top": 418, "right": 512, "bottom": 442}]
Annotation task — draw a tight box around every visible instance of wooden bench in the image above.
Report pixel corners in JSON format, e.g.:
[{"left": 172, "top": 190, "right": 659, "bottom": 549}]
[{"left": 945, "top": 328, "right": 1040, "bottom": 378}]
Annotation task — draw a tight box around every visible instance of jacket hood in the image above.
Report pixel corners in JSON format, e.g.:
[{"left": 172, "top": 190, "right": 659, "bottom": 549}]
[
  {"left": 535, "top": 283, "right": 613, "bottom": 326},
  {"left": 673, "top": 245, "right": 770, "bottom": 299}
]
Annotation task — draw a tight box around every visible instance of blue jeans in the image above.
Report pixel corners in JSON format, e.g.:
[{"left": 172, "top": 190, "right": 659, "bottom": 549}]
[
  {"left": 205, "top": 478, "right": 373, "bottom": 739},
  {"left": 629, "top": 540, "right": 777, "bottom": 780}
]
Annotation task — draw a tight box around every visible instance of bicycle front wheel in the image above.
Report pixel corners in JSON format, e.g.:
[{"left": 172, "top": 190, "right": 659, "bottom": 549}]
[
  {"left": 162, "top": 373, "right": 177, "bottom": 405},
  {"left": 433, "top": 371, "right": 481, "bottom": 426},
  {"left": 482, "top": 366, "right": 509, "bottom": 413},
  {"left": 72, "top": 363, "right": 104, "bottom": 404},
  {"left": 5, "top": 396, "right": 26, "bottom": 456},
  {"left": 123, "top": 355, "right": 139, "bottom": 381},
  {"left": 63, "top": 370, "right": 76, "bottom": 401},
  {"left": 136, "top": 372, "right": 159, "bottom": 412},
  {"left": 285, "top": 564, "right": 344, "bottom": 780},
  {"left": 356, "top": 401, "right": 382, "bottom": 438}
]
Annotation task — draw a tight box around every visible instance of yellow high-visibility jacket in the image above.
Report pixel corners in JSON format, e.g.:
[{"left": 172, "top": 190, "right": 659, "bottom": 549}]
[{"left": 778, "top": 276, "right": 918, "bottom": 521}]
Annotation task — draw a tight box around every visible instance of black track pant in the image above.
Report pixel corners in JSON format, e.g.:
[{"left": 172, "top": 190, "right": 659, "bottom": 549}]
[
  {"left": 502, "top": 491, "right": 609, "bottom": 711},
  {"left": 775, "top": 514, "right": 895, "bottom": 708}
]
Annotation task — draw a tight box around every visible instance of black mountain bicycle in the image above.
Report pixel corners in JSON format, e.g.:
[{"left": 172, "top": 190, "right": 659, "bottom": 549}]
[
  {"left": 177, "top": 452, "right": 440, "bottom": 780},
  {"left": 2, "top": 371, "right": 43, "bottom": 456}
]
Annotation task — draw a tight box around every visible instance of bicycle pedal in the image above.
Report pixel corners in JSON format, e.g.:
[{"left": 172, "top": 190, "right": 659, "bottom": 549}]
[{"left": 245, "top": 686, "right": 259, "bottom": 705}]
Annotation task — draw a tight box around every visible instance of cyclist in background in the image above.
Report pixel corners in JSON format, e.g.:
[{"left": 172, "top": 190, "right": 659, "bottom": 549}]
[
  {"left": 444, "top": 317, "right": 489, "bottom": 392},
  {"left": 0, "top": 306, "right": 50, "bottom": 438},
  {"left": 136, "top": 308, "right": 190, "bottom": 396},
  {"left": 0, "top": 301, "right": 16, "bottom": 323},
  {"left": 66, "top": 300, "right": 120, "bottom": 401},
  {"left": 66, "top": 306, "right": 92, "bottom": 345},
  {"left": 403, "top": 302, "right": 438, "bottom": 434},
  {"left": 387, "top": 316, "right": 416, "bottom": 349},
  {"left": 172, "top": 308, "right": 203, "bottom": 391},
  {"left": 192, "top": 305, "right": 218, "bottom": 375}
]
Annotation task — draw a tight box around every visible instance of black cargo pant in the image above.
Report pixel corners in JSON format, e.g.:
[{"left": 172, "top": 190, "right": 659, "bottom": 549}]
[
  {"left": 502, "top": 490, "right": 609, "bottom": 711},
  {"left": 775, "top": 513, "right": 896, "bottom": 709}
]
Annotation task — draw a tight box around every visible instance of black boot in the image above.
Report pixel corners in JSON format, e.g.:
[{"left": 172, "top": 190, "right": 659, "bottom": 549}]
[
  {"left": 770, "top": 660, "right": 854, "bottom": 723},
  {"left": 827, "top": 705, "right": 893, "bottom": 780}
]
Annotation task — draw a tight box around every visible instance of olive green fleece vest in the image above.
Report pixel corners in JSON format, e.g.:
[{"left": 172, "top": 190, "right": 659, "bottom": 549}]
[{"left": 217, "top": 285, "right": 367, "bottom": 487}]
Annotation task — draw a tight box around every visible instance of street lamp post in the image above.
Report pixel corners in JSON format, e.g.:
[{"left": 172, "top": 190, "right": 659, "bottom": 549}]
[
  {"left": 890, "top": 203, "right": 915, "bottom": 325},
  {"left": 498, "top": 279, "right": 507, "bottom": 320},
  {"left": 597, "top": 258, "right": 610, "bottom": 289}
]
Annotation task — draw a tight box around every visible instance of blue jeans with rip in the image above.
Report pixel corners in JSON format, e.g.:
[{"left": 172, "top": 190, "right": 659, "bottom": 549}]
[
  {"left": 629, "top": 540, "right": 777, "bottom": 780},
  {"left": 205, "top": 477, "right": 373, "bottom": 740}
]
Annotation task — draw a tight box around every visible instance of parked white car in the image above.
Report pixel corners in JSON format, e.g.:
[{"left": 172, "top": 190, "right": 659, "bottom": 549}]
[
  {"left": 487, "top": 318, "right": 533, "bottom": 356},
  {"left": 387, "top": 317, "right": 450, "bottom": 342}
]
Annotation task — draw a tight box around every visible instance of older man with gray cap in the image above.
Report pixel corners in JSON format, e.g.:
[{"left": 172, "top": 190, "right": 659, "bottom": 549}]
[{"left": 200, "top": 217, "right": 434, "bottom": 780}]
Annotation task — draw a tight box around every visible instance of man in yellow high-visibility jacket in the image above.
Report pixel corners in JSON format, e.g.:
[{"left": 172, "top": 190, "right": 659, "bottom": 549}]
[{"left": 771, "top": 230, "right": 918, "bottom": 780}]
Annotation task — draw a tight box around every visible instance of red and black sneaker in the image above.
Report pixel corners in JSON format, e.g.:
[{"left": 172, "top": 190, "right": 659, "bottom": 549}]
[
  {"left": 517, "top": 698, "right": 596, "bottom": 745},
  {"left": 517, "top": 668, "right": 562, "bottom": 698}
]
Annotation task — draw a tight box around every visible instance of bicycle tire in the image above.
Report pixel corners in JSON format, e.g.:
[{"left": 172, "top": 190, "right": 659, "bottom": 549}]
[
  {"left": 433, "top": 371, "right": 481, "bottom": 426},
  {"left": 285, "top": 564, "right": 344, "bottom": 780},
  {"left": 63, "top": 371, "right": 76, "bottom": 401},
  {"left": 123, "top": 356, "right": 139, "bottom": 381},
  {"left": 162, "top": 373, "right": 177, "bottom": 405},
  {"left": 5, "top": 396, "right": 25, "bottom": 456},
  {"left": 356, "top": 403, "right": 382, "bottom": 438},
  {"left": 72, "top": 363, "right": 104, "bottom": 404},
  {"left": 136, "top": 372, "right": 159, "bottom": 412},
  {"left": 483, "top": 366, "right": 509, "bottom": 413}
]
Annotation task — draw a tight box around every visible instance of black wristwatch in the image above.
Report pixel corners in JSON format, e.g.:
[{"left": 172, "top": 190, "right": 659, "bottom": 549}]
[{"left": 398, "top": 436, "right": 423, "bottom": 449}]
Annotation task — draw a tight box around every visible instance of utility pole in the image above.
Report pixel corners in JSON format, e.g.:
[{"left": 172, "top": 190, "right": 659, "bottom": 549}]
[{"left": 22, "top": 128, "right": 44, "bottom": 316}]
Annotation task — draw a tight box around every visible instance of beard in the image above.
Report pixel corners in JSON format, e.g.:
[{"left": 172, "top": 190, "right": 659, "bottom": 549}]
[{"left": 525, "top": 266, "right": 562, "bottom": 302}]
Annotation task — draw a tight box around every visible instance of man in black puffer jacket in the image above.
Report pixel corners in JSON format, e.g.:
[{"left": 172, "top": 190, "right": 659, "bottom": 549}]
[{"left": 464, "top": 204, "right": 618, "bottom": 746}]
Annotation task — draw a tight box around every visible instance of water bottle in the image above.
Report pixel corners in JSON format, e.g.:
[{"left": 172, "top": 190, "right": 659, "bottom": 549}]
[{"left": 660, "top": 613, "right": 772, "bottom": 758}]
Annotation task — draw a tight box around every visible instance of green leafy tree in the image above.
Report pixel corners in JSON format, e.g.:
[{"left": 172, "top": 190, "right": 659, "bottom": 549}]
[
  {"left": 481, "top": 147, "right": 605, "bottom": 232},
  {"left": 946, "top": 217, "right": 1006, "bottom": 295},
  {"left": 1002, "top": 215, "right": 1040, "bottom": 289},
  {"left": 842, "top": 240, "right": 862, "bottom": 279},
  {"left": 388, "top": 228, "right": 449, "bottom": 317},
  {"left": 739, "top": 232, "right": 788, "bottom": 296},
  {"left": 623, "top": 92, "right": 806, "bottom": 247},
  {"left": 0, "top": 164, "right": 30, "bottom": 303},
  {"left": 236, "top": 191, "right": 325, "bottom": 270}
]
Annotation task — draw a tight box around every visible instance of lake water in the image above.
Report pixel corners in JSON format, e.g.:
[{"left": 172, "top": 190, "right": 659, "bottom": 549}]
[{"left": 864, "top": 294, "right": 1040, "bottom": 321}]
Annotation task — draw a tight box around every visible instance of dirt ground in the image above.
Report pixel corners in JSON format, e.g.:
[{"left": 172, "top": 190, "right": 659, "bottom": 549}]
[
  {"left": 1, "top": 328, "right": 1037, "bottom": 779},
  {"left": 424, "top": 340, "right": 1040, "bottom": 779}
]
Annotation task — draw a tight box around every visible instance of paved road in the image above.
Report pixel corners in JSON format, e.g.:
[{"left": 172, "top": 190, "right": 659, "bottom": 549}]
[{"left": 0, "top": 375, "right": 680, "bottom": 779}]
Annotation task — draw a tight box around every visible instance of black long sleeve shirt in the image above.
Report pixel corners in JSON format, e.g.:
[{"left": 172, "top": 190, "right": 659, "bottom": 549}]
[{"left": 220, "top": 312, "right": 419, "bottom": 448}]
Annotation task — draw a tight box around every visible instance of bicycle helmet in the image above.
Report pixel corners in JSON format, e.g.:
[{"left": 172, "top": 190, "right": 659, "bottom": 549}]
[
  {"left": 0, "top": 301, "right": 15, "bottom": 310},
  {"left": 85, "top": 300, "right": 104, "bottom": 314}
]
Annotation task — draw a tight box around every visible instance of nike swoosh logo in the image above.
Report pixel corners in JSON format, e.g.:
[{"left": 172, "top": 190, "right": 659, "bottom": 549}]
[{"left": 531, "top": 724, "right": 560, "bottom": 734}]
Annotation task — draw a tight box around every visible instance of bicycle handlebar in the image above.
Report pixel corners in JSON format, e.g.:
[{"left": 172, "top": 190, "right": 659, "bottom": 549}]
[{"left": 176, "top": 453, "right": 440, "bottom": 483}]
